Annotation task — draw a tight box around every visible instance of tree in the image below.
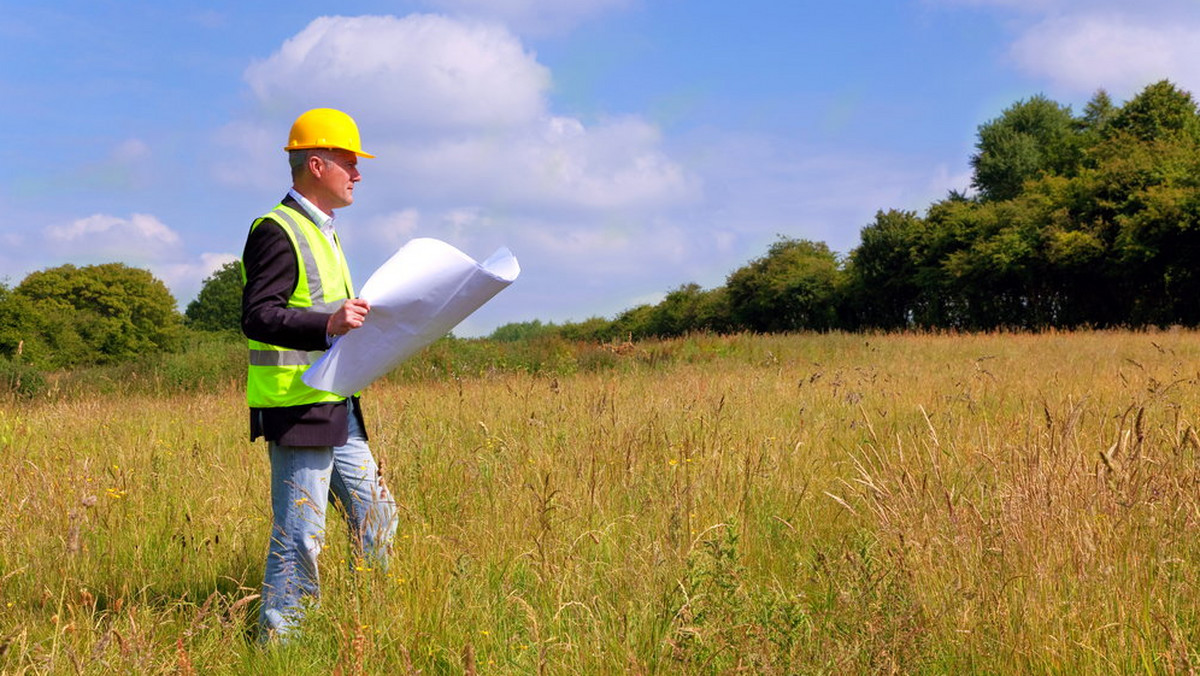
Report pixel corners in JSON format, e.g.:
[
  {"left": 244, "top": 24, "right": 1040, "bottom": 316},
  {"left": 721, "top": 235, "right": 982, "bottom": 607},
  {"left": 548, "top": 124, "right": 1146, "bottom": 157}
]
[
  {"left": 725, "top": 237, "right": 841, "bottom": 333},
  {"left": 939, "top": 198, "right": 1052, "bottom": 329},
  {"left": 844, "top": 210, "right": 925, "bottom": 330},
  {"left": 1107, "top": 80, "right": 1200, "bottom": 142},
  {"left": 558, "top": 316, "right": 620, "bottom": 342},
  {"left": 0, "top": 285, "right": 42, "bottom": 361},
  {"left": 1080, "top": 89, "right": 1117, "bottom": 135},
  {"left": 629, "top": 283, "right": 733, "bottom": 338},
  {"left": 489, "top": 320, "right": 557, "bottom": 342},
  {"left": 186, "top": 260, "right": 244, "bottom": 332},
  {"left": 971, "top": 95, "right": 1080, "bottom": 202},
  {"left": 11, "top": 263, "right": 182, "bottom": 366},
  {"left": 1069, "top": 83, "right": 1200, "bottom": 325}
]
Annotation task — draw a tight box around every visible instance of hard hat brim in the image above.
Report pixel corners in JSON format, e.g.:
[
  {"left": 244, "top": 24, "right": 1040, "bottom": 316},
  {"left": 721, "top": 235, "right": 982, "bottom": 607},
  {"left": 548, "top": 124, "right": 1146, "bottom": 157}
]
[{"left": 284, "top": 143, "right": 375, "bottom": 159}]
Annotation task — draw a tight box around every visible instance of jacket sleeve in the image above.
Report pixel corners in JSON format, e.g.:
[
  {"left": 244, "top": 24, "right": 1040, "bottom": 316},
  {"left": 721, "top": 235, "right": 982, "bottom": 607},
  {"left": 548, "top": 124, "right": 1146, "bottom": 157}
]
[{"left": 241, "top": 219, "right": 333, "bottom": 352}]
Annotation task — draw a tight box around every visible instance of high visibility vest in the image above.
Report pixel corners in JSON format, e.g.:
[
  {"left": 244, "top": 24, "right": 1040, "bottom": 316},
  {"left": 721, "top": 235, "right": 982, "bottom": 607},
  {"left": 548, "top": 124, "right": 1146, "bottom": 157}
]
[{"left": 242, "top": 204, "right": 354, "bottom": 408}]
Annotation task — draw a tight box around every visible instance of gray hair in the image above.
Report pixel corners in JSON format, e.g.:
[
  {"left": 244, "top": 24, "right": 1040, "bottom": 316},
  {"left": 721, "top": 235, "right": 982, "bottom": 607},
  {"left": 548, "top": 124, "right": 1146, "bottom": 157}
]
[{"left": 288, "top": 148, "right": 336, "bottom": 180}]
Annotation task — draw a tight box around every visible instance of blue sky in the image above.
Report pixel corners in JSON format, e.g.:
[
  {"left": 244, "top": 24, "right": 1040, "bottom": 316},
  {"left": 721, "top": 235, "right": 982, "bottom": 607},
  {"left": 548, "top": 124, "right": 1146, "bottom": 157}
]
[{"left": 4, "top": 0, "right": 1200, "bottom": 335}]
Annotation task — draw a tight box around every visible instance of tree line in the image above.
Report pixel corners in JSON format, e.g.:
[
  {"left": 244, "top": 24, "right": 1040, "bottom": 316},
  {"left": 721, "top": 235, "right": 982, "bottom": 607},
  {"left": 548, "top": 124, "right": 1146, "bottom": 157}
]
[
  {"left": 494, "top": 80, "right": 1200, "bottom": 341},
  {"left": 1, "top": 79, "right": 1197, "bottom": 371}
]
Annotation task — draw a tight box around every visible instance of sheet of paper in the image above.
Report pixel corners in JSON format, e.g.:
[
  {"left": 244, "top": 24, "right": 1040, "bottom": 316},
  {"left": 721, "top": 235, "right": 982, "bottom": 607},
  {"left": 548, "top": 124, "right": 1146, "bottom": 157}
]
[{"left": 302, "top": 238, "right": 520, "bottom": 396}]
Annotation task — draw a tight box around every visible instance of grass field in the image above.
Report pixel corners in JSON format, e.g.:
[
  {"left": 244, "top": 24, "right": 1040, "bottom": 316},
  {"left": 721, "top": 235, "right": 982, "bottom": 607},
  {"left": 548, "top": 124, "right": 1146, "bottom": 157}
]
[{"left": 1, "top": 331, "right": 1198, "bottom": 674}]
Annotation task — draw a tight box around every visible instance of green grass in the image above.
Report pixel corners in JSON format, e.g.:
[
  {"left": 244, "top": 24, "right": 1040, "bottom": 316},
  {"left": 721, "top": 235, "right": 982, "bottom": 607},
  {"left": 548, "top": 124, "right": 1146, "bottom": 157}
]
[{"left": 1, "top": 331, "right": 1198, "bottom": 673}]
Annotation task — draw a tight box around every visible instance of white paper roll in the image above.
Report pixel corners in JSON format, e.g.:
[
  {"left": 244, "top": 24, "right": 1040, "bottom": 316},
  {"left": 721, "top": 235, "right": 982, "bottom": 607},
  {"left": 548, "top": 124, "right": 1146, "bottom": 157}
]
[{"left": 302, "top": 238, "right": 519, "bottom": 396}]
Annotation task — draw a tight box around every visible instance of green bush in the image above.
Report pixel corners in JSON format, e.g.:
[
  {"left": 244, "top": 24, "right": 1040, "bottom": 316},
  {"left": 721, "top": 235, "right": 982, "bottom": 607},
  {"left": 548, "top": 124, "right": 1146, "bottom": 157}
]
[
  {"left": 55, "top": 330, "right": 243, "bottom": 397},
  {"left": 0, "top": 357, "right": 46, "bottom": 398}
]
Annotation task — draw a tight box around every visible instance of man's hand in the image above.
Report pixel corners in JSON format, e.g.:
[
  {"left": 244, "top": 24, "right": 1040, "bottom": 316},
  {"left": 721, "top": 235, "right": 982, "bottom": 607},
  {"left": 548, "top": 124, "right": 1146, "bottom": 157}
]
[{"left": 327, "top": 298, "right": 370, "bottom": 336}]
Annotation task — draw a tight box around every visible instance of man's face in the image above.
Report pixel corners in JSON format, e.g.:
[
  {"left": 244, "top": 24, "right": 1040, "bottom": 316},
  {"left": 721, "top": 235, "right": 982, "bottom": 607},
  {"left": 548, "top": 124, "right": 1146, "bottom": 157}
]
[{"left": 312, "top": 149, "right": 361, "bottom": 211}]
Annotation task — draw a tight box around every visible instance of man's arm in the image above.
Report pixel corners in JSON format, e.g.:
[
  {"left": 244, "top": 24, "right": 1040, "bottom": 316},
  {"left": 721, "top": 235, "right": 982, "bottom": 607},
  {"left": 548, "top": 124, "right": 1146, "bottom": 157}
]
[{"left": 241, "top": 220, "right": 332, "bottom": 352}]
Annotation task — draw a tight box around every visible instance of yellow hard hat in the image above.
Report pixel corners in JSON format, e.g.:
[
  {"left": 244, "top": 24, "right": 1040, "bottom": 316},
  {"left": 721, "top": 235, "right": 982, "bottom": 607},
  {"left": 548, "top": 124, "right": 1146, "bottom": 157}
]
[{"left": 284, "top": 108, "right": 375, "bottom": 158}]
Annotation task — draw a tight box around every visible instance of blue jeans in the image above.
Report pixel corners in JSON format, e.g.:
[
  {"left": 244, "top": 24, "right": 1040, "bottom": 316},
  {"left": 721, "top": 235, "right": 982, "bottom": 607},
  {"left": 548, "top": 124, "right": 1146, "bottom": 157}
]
[{"left": 259, "top": 401, "right": 397, "bottom": 638}]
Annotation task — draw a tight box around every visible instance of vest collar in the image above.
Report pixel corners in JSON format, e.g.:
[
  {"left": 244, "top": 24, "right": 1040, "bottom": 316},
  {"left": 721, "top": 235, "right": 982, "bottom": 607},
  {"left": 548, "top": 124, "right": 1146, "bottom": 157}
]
[{"left": 287, "top": 188, "right": 334, "bottom": 230}]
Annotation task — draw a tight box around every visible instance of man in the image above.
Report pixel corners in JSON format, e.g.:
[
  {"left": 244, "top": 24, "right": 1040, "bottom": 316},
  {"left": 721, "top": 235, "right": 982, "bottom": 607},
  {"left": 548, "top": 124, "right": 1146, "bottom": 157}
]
[{"left": 240, "top": 107, "right": 397, "bottom": 639}]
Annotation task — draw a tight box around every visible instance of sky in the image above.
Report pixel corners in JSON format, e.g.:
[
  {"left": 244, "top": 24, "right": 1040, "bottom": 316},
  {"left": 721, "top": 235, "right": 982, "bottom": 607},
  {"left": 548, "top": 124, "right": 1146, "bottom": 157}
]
[{"left": 5, "top": 0, "right": 1200, "bottom": 336}]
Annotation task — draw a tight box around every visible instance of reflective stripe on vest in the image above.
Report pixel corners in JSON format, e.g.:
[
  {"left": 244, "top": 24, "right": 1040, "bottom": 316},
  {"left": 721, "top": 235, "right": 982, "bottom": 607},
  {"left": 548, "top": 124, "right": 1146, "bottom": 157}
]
[
  {"left": 248, "top": 349, "right": 322, "bottom": 367},
  {"left": 244, "top": 203, "right": 355, "bottom": 408},
  {"left": 268, "top": 207, "right": 346, "bottom": 313}
]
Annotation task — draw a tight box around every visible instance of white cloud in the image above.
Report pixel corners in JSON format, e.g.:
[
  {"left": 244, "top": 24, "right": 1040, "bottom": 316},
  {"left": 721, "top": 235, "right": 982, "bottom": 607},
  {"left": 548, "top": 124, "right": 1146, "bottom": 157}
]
[
  {"left": 927, "top": 163, "right": 976, "bottom": 200},
  {"left": 211, "top": 120, "right": 282, "bottom": 193},
  {"left": 932, "top": 0, "right": 1200, "bottom": 97},
  {"left": 152, "top": 252, "right": 239, "bottom": 306},
  {"left": 244, "top": 15, "right": 549, "bottom": 131},
  {"left": 358, "top": 208, "right": 422, "bottom": 251},
  {"left": 196, "top": 252, "right": 239, "bottom": 277},
  {"left": 1010, "top": 13, "right": 1200, "bottom": 96},
  {"left": 931, "top": 0, "right": 1189, "bottom": 12},
  {"left": 387, "top": 115, "right": 699, "bottom": 213},
  {"left": 229, "top": 14, "right": 697, "bottom": 217},
  {"left": 111, "top": 138, "right": 150, "bottom": 163},
  {"left": 47, "top": 213, "right": 181, "bottom": 255},
  {"left": 17, "top": 213, "right": 237, "bottom": 308},
  {"left": 422, "top": 0, "right": 633, "bottom": 36}
]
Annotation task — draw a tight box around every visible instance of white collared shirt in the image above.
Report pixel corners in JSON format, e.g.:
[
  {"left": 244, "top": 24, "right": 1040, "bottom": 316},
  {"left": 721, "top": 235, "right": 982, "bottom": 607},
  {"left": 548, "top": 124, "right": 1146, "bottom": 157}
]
[{"left": 288, "top": 188, "right": 338, "bottom": 248}]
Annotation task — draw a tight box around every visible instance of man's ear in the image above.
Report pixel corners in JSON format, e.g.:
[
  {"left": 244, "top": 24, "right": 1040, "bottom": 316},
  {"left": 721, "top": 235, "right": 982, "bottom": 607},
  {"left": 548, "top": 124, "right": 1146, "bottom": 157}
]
[{"left": 307, "top": 153, "right": 325, "bottom": 178}]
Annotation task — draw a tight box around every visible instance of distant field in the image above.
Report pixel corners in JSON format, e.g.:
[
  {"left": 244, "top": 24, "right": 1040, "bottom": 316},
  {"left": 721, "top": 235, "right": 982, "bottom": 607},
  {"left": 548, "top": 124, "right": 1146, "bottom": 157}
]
[{"left": 1, "top": 331, "right": 1198, "bottom": 674}]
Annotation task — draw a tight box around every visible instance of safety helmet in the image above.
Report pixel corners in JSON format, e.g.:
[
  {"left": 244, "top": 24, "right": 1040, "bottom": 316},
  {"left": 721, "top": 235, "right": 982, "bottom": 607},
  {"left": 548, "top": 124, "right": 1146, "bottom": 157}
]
[{"left": 284, "top": 108, "right": 375, "bottom": 158}]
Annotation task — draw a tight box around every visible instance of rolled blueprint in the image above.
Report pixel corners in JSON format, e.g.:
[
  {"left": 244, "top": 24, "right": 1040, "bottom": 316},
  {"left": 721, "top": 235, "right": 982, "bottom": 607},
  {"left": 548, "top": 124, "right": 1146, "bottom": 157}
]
[{"left": 302, "top": 238, "right": 520, "bottom": 396}]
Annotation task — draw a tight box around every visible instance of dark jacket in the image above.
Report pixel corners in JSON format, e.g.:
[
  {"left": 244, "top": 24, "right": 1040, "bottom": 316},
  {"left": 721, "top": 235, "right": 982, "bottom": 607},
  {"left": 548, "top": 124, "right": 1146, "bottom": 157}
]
[{"left": 241, "top": 193, "right": 367, "bottom": 447}]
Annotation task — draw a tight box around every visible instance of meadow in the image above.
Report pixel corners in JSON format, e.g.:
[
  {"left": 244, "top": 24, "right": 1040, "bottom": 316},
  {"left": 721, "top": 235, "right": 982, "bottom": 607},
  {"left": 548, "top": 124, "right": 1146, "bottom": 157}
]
[{"left": 1, "top": 330, "right": 1198, "bottom": 674}]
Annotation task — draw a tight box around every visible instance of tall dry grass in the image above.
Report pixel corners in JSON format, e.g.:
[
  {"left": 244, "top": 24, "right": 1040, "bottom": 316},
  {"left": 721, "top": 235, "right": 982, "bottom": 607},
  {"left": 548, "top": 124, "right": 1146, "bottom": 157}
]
[{"left": 0, "top": 331, "right": 1198, "bottom": 674}]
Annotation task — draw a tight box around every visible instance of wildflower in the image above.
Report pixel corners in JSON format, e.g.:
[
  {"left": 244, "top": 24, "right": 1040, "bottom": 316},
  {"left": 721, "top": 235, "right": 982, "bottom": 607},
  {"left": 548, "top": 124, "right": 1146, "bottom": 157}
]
[
  {"left": 105, "top": 488, "right": 127, "bottom": 499},
  {"left": 668, "top": 458, "right": 679, "bottom": 466}
]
